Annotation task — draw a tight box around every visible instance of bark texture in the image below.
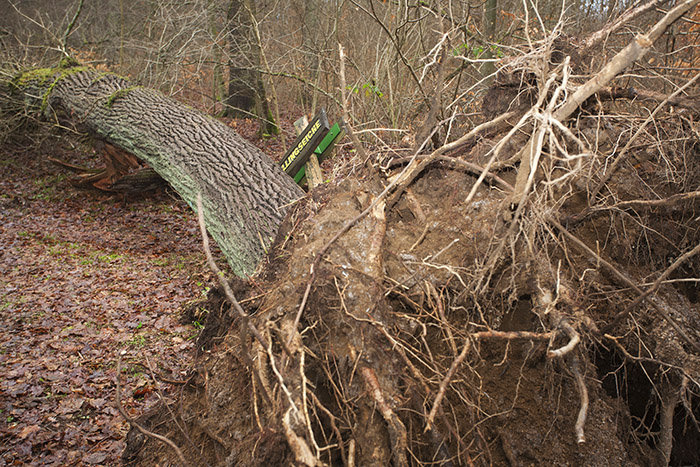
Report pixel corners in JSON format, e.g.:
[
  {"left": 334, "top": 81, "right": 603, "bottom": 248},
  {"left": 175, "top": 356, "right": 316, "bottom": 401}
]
[{"left": 17, "top": 67, "right": 304, "bottom": 277}]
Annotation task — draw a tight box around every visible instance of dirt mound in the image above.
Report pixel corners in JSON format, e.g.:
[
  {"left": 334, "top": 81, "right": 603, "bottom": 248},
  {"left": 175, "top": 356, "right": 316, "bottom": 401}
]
[{"left": 124, "top": 144, "right": 700, "bottom": 466}]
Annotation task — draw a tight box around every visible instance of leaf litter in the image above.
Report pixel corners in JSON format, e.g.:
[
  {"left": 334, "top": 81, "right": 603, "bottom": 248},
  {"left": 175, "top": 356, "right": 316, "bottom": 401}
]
[{"left": 0, "top": 136, "right": 209, "bottom": 466}]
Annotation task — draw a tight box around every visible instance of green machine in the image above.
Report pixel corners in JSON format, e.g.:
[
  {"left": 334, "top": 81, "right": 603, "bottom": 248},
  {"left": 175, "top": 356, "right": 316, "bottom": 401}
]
[{"left": 279, "top": 108, "right": 345, "bottom": 185}]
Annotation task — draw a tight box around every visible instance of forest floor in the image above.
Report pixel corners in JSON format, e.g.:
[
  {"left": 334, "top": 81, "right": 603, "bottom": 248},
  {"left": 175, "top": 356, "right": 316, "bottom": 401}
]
[
  {"left": 2, "top": 106, "right": 699, "bottom": 467},
  {"left": 0, "top": 134, "right": 210, "bottom": 466}
]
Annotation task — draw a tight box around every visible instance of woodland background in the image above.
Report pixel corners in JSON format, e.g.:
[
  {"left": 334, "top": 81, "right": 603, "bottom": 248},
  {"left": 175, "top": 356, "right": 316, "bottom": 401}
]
[
  {"left": 2, "top": 0, "right": 650, "bottom": 135},
  {"left": 2, "top": 0, "right": 700, "bottom": 466}
]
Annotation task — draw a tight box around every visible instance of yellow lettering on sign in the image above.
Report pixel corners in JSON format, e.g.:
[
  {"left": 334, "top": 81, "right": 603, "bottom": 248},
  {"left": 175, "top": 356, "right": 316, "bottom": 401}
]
[{"left": 281, "top": 120, "right": 322, "bottom": 171}]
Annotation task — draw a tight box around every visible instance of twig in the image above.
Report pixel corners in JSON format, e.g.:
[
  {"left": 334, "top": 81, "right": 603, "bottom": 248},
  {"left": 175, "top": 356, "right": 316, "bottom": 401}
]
[
  {"left": 386, "top": 154, "right": 514, "bottom": 192},
  {"left": 387, "top": 111, "right": 517, "bottom": 208},
  {"left": 581, "top": 0, "right": 666, "bottom": 52},
  {"left": 61, "top": 0, "right": 85, "bottom": 56},
  {"left": 195, "top": 194, "right": 270, "bottom": 352},
  {"left": 338, "top": 44, "right": 369, "bottom": 164},
  {"left": 603, "top": 190, "right": 700, "bottom": 210},
  {"left": 115, "top": 352, "right": 188, "bottom": 466},
  {"left": 425, "top": 338, "right": 471, "bottom": 431},
  {"left": 413, "top": 20, "right": 448, "bottom": 153},
  {"left": 554, "top": 0, "right": 700, "bottom": 124},
  {"left": 348, "top": 0, "right": 428, "bottom": 105},
  {"left": 430, "top": 284, "right": 458, "bottom": 357},
  {"left": 597, "top": 86, "right": 700, "bottom": 114},
  {"left": 409, "top": 224, "right": 430, "bottom": 252},
  {"left": 508, "top": 63, "right": 569, "bottom": 204},
  {"left": 603, "top": 334, "right": 686, "bottom": 371},
  {"left": 425, "top": 327, "right": 562, "bottom": 433},
  {"left": 309, "top": 391, "right": 348, "bottom": 467},
  {"left": 252, "top": 68, "right": 343, "bottom": 110},
  {"left": 299, "top": 350, "right": 322, "bottom": 458},
  {"left": 464, "top": 109, "right": 536, "bottom": 208}
]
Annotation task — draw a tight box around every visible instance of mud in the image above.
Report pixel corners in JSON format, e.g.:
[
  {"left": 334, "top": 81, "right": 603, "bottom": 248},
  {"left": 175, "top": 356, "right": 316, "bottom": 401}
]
[{"left": 125, "top": 140, "right": 700, "bottom": 466}]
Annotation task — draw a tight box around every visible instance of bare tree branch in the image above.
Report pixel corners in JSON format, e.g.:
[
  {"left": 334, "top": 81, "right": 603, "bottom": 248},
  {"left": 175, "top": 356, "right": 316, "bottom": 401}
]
[{"left": 581, "top": 0, "right": 668, "bottom": 52}]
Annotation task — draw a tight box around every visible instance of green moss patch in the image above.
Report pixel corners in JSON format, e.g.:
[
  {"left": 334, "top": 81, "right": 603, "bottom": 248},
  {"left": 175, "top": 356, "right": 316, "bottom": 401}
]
[{"left": 106, "top": 86, "right": 140, "bottom": 108}]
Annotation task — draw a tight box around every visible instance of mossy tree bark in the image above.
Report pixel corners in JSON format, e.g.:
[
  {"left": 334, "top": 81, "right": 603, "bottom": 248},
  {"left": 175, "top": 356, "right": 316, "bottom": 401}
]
[{"left": 15, "top": 66, "right": 304, "bottom": 277}]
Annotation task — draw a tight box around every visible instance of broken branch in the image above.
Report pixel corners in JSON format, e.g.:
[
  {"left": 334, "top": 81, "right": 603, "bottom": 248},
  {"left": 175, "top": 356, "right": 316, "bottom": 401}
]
[
  {"left": 554, "top": 0, "right": 700, "bottom": 123},
  {"left": 581, "top": 0, "right": 666, "bottom": 52}
]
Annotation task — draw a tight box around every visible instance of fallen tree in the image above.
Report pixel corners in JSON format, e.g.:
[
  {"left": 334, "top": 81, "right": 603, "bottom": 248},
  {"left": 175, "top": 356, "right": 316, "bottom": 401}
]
[
  {"left": 7, "top": 1, "right": 700, "bottom": 465},
  {"left": 11, "top": 64, "right": 304, "bottom": 277},
  {"left": 115, "top": 2, "right": 699, "bottom": 465}
]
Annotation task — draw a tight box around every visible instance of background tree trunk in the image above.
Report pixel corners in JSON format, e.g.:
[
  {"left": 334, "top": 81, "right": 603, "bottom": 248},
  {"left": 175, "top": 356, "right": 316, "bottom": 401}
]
[
  {"left": 223, "top": 0, "right": 277, "bottom": 136},
  {"left": 482, "top": 0, "right": 498, "bottom": 82},
  {"left": 16, "top": 66, "right": 304, "bottom": 277},
  {"left": 208, "top": 0, "right": 227, "bottom": 105},
  {"left": 301, "top": 0, "right": 321, "bottom": 115},
  {"left": 224, "top": 0, "right": 256, "bottom": 116}
]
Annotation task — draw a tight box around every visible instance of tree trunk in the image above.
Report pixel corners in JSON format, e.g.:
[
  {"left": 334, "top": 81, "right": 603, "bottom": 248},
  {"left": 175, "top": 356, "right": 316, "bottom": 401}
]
[
  {"left": 482, "top": 0, "right": 497, "bottom": 82},
  {"left": 224, "top": 0, "right": 277, "bottom": 137},
  {"left": 224, "top": 0, "right": 257, "bottom": 117},
  {"left": 301, "top": 0, "right": 321, "bottom": 114},
  {"left": 208, "top": 0, "right": 227, "bottom": 106},
  {"left": 15, "top": 66, "right": 304, "bottom": 277}
]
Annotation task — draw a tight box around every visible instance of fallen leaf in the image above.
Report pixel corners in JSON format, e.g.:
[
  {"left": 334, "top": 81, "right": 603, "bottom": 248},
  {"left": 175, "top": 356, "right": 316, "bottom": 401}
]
[
  {"left": 58, "top": 396, "right": 84, "bottom": 414},
  {"left": 18, "top": 424, "right": 40, "bottom": 439},
  {"left": 83, "top": 451, "right": 107, "bottom": 464}
]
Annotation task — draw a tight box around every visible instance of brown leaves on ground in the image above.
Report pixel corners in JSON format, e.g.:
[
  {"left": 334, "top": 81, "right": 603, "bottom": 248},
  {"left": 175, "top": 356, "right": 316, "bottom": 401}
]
[{"left": 0, "top": 137, "right": 208, "bottom": 466}]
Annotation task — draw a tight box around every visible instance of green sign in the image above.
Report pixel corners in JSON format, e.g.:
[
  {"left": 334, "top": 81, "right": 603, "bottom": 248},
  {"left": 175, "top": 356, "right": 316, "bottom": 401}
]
[
  {"left": 280, "top": 109, "right": 330, "bottom": 179},
  {"left": 293, "top": 121, "right": 346, "bottom": 184}
]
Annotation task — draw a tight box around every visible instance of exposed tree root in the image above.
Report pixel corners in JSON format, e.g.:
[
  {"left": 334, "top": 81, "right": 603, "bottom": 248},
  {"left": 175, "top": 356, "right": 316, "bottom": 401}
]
[
  {"left": 360, "top": 366, "right": 408, "bottom": 467},
  {"left": 657, "top": 378, "right": 680, "bottom": 465},
  {"left": 121, "top": 3, "right": 700, "bottom": 464},
  {"left": 550, "top": 216, "right": 700, "bottom": 353},
  {"left": 570, "top": 355, "right": 589, "bottom": 444}
]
